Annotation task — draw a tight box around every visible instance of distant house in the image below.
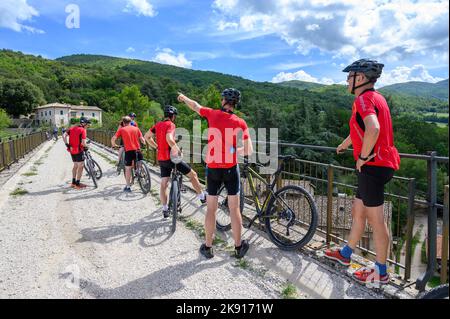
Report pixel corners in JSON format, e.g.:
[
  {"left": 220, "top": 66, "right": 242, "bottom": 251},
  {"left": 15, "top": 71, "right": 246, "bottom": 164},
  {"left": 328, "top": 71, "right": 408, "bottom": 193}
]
[{"left": 35, "top": 103, "right": 102, "bottom": 127}]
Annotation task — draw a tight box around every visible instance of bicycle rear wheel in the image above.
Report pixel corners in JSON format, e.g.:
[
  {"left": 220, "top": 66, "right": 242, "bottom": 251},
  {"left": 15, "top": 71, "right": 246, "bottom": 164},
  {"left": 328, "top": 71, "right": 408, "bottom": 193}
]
[
  {"left": 170, "top": 179, "right": 179, "bottom": 233},
  {"left": 86, "top": 159, "right": 98, "bottom": 188},
  {"left": 264, "top": 185, "right": 317, "bottom": 250},
  {"left": 216, "top": 183, "right": 245, "bottom": 231},
  {"left": 137, "top": 162, "right": 152, "bottom": 194}
]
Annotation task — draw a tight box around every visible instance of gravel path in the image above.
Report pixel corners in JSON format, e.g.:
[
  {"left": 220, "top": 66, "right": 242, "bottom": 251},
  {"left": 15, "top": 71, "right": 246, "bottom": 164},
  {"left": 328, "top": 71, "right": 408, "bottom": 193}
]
[{"left": 0, "top": 139, "right": 386, "bottom": 299}]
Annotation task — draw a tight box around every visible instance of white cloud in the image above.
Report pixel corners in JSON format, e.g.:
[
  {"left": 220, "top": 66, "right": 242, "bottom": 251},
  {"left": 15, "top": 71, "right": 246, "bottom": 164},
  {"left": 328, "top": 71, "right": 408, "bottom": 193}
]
[
  {"left": 124, "top": 0, "right": 156, "bottom": 17},
  {"left": 126, "top": 47, "right": 136, "bottom": 53},
  {"left": 271, "top": 69, "right": 335, "bottom": 84},
  {"left": 0, "top": 0, "right": 44, "bottom": 33},
  {"left": 212, "top": 0, "right": 449, "bottom": 64},
  {"left": 272, "top": 60, "right": 325, "bottom": 71},
  {"left": 378, "top": 64, "right": 445, "bottom": 87},
  {"left": 153, "top": 48, "right": 192, "bottom": 68}
]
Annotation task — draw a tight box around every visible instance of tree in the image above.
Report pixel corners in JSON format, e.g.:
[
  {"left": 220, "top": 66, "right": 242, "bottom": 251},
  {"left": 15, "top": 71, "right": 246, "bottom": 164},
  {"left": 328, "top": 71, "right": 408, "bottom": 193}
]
[
  {"left": 0, "top": 108, "right": 12, "bottom": 130},
  {"left": 0, "top": 79, "right": 45, "bottom": 117}
]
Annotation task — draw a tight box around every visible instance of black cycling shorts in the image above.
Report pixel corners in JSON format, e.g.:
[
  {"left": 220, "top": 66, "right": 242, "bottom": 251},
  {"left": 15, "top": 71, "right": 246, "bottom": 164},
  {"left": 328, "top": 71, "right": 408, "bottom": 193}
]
[
  {"left": 71, "top": 152, "right": 85, "bottom": 163},
  {"left": 159, "top": 160, "right": 192, "bottom": 178},
  {"left": 356, "top": 165, "right": 395, "bottom": 207},
  {"left": 207, "top": 165, "right": 240, "bottom": 196},
  {"left": 125, "top": 150, "right": 143, "bottom": 166}
]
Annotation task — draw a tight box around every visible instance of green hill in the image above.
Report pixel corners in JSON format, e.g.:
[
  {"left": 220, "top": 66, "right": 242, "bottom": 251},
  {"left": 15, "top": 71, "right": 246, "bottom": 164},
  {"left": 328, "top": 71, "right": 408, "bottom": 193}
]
[
  {"left": 379, "top": 80, "right": 449, "bottom": 101},
  {"left": 278, "top": 80, "right": 325, "bottom": 90}
]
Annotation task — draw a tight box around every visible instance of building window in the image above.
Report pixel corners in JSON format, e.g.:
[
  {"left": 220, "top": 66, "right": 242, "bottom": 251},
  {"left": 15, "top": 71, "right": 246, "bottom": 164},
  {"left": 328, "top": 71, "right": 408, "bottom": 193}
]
[
  {"left": 49, "top": 111, "right": 51, "bottom": 115},
  {"left": 45, "top": 111, "right": 47, "bottom": 116},
  {"left": 92, "top": 113, "right": 95, "bottom": 117},
  {"left": 81, "top": 112, "right": 84, "bottom": 116},
  {"left": 60, "top": 110, "right": 64, "bottom": 115},
  {"left": 41, "top": 112, "right": 43, "bottom": 117}
]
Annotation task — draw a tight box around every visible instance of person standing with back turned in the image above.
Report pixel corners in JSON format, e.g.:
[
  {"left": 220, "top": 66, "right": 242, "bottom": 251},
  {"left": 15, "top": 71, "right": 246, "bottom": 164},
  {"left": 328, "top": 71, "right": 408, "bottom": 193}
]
[{"left": 178, "top": 88, "right": 253, "bottom": 259}]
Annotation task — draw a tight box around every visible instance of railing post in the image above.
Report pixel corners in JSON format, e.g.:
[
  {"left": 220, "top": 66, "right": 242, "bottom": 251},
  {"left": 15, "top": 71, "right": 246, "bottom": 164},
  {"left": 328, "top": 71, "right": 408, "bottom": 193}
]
[
  {"left": 441, "top": 185, "right": 449, "bottom": 284},
  {"left": 416, "top": 151, "right": 438, "bottom": 292},
  {"left": 326, "top": 164, "right": 334, "bottom": 245},
  {"left": 404, "top": 178, "right": 416, "bottom": 281}
]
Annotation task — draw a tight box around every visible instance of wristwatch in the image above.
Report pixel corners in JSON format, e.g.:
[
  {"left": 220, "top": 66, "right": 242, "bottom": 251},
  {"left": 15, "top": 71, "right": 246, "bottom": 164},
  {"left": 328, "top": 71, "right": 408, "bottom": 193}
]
[{"left": 358, "top": 154, "right": 369, "bottom": 161}]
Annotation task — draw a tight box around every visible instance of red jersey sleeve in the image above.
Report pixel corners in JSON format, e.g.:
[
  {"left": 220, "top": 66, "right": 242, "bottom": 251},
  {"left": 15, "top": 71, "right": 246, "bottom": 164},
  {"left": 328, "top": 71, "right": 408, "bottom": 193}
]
[
  {"left": 240, "top": 119, "right": 250, "bottom": 140},
  {"left": 199, "top": 107, "right": 213, "bottom": 118},
  {"left": 115, "top": 128, "right": 122, "bottom": 138},
  {"left": 81, "top": 128, "right": 87, "bottom": 140},
  {"left": 167, "top": 122, "right": 175, "bottom": 134},
  {"left": 150, "top": 125, "right": 156, "bottom": 134},
  {"left": 355, "top": 94, "right": 377, "bottom": 119}
]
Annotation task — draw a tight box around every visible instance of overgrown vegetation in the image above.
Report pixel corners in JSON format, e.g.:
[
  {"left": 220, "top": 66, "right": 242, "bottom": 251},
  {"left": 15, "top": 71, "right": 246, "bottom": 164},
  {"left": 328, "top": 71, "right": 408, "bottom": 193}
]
[
  {"left": 10, "top": 188, "right": 28, "bottom": 196},
  {"left": 281, "top": 282, "right": 298, "bottom": 299}
]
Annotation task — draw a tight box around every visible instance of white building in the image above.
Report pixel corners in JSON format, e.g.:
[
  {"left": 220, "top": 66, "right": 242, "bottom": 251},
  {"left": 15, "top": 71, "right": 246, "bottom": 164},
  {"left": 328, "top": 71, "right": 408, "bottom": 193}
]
[{"left": 35, "top": 103, "right": 102, "bottom": 127}]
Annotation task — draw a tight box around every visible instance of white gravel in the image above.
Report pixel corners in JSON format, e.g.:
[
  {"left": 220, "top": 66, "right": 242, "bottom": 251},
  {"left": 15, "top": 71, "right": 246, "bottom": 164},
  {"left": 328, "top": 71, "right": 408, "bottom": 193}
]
[{"left": 0, "top": 139, "right": 386, "bottom": 299}]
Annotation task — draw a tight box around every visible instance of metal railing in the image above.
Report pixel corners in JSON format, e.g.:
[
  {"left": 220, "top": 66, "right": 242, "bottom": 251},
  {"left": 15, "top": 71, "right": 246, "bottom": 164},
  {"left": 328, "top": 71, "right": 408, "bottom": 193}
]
[
  {"left": 87, "top": 129, "right": 449, "bottom": 290},
  {"left": 0, "top": 131, "right": 47, "bottom": 172}
]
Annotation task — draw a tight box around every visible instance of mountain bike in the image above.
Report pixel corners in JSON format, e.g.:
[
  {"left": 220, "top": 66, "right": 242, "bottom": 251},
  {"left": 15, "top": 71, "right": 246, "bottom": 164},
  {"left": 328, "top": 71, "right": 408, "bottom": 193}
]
[
  {"left": 129, "top": 150, "right": 152, "bottom": 194},
  {"left": 216, "top": 155, "right": 318, "bottom": 251},
  {"left": 168, "top": 155, "right": 184, "bottom": 233},
  {"left": 83, "top": 147, "right": 102, "bottom": 188},
  {"left": 117, "top": 146, "right": 125, "bottom": 175}
]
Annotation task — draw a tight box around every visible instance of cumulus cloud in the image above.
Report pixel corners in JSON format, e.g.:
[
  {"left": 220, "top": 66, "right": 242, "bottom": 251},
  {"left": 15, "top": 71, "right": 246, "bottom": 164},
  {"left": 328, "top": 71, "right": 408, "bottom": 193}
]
[
  {"left": 124, "top": 0, "right": 156, "bottom": 17},
  {"left": 0, "top": 0, "right": 44, "bottom": 33},
  {"left": 272, "top": 69, "right": 334, "bottom": 84},
  {"left": 377, "top": 64, "right": 445, "bottom": 87},
  {"left": 212, "top": 0, "right": 449, "bottom": 63},
  {"left": 153, "top": 48, "right": 193, "bottom": 68},
  {"left": 126, "top": 47, "right": 136, "bottom": 53}
]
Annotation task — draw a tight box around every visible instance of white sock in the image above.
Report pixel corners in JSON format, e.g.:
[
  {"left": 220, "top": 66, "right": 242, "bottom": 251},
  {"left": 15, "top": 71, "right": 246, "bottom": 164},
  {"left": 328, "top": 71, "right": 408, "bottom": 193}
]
[
  {"left": 163, "top": 204, "right": 169, "bottom": 211},
  {"left": 197, "top": 192, "right": 206, "bottom": 200}
]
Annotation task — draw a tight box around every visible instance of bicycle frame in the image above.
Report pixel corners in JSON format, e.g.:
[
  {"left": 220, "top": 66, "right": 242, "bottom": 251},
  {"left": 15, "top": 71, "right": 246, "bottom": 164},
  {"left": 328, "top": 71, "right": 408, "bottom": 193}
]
[{"left": 243, "top": 161, "right": 285, "bottom": 228}]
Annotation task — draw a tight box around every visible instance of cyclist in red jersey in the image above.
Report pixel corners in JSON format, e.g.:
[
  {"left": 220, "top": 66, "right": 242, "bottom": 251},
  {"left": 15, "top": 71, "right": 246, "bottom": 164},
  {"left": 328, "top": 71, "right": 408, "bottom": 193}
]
[
  {"left": 63, "top": 117, "right": 91, "bottom": 189},
  {"left": 325, "top": 59, "right": 401, "bottom": 285},
  {"left": 144, "top": 105, "right": 206, "bottom": 218},
  {"left": 178, "top": 88, "right": 253, "bottom": 259},
  {"left": 117, "top": 113, "right": 138, "bottom": 164},
  {"left": 111, "top": 116, "right": 146, "bottom": 192}
]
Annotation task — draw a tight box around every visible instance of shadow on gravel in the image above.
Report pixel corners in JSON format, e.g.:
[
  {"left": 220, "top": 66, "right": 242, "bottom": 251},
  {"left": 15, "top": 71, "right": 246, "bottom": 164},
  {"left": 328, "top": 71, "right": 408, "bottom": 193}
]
[
  {"left": 76, "top": 257, "right": 228, "bottom": 298},
  {"left": 63, "top": 184, "right": 147, "bottom": 202},
  {"left": 77, "top": 209, "right": 177, "bottom": 247}
]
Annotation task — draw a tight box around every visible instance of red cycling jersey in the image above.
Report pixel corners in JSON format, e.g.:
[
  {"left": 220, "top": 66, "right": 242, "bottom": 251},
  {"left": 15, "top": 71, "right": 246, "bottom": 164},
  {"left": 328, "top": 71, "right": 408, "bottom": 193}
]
[
  {"left": 115, "top": 125, "right": 143, "bottom": 152},
  {"left": 200, "top": 107, "right": 249, "bottom": 169},
  {"left": 150, "top": 120, "right": 176, "bottom": 161},
  {"left": 66, "top": 125, "right": 86, "bottom": 155},
  {"left": 349, "top": 89, "right": 400, "bottom": 170}
]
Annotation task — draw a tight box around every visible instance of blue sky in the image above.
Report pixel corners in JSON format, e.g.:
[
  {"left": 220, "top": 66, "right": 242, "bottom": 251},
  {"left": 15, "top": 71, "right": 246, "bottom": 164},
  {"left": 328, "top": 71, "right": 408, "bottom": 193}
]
[{"left": 0, "top": 0, "right": 448, "bottom": 87}]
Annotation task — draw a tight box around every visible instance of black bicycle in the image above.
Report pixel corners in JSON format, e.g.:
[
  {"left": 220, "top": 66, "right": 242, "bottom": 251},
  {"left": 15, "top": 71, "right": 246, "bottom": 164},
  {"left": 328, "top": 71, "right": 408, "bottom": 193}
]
[
  {"left": 167, "top": 156, "right": 184, "bottom": 233},
  {"left": 216, "top": 155, "right": 318, "bottom": 251},
  {"left": 84, "top": 147, "right": 102, "bottom": 188},
  {"left": 129, "top": 150, "right": 152, "bottom": 194},
  {"left": 418, "top": 284, "right": 449, "bottom": 299}
]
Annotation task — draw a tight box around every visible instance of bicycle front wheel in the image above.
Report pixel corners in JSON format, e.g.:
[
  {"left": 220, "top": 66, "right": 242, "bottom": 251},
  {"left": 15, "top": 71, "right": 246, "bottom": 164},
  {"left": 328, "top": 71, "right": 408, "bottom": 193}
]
[
  {"left": 92, "top": 159, "right": 102, "bottom": 180},
  {"left": 86, "top": 159, "right": 98, "bottom": 188},
  {"left": 170, "top": 179, "right": 179, "bottom": 233},
  {"left": 265, "top": 185, "right": 318, "bottom": 250},
  {"left": 137, "top": 162, "right": 152, "bottom": 194},
  {"left": 216, "top": 183, "right": 245, "bottom": 231}
]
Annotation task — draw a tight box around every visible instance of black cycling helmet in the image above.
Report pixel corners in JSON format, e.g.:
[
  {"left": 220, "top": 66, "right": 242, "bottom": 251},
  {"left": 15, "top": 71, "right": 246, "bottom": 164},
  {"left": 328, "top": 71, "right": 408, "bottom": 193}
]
[
  {"left": 343, "top": 59, "right": 384, "bottom": 81},
  {"left": 128, "top": 112, "right": 137, "bottom": 118},
  {"left": 164, "top": 105, "right": 178, "bottom": 117},
  {"left": 79, "top": 117, "right": 90, "bottom": 125},
  {"left": 343, "top": 59, "right": 384, "bottom": 94},
  {"left": 221, "top": 88, "right": 241, "bottom": 106}
]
